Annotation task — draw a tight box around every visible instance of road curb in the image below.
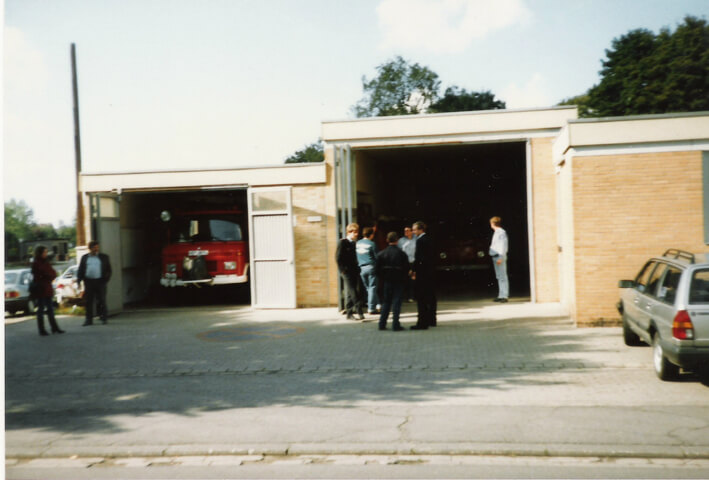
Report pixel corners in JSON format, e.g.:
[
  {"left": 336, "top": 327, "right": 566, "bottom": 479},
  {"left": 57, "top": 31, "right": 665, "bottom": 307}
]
[{"left": 7, "top": 442, "right": 709, "bottom": 460}]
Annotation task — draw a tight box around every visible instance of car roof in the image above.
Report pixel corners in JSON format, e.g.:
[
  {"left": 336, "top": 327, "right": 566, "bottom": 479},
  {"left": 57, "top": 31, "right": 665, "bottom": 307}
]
[{"left": 5, "top": 268, "right": 30, "bottom": 274}]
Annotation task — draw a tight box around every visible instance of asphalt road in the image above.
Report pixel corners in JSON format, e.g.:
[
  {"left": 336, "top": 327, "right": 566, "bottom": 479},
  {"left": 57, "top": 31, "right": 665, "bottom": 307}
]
[{"left": 5, "top": 301, "right": 709, "bottom": 479}]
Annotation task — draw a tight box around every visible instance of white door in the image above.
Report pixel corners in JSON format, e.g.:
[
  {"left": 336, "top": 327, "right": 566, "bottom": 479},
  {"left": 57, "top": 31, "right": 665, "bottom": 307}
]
[
  {"left": 89, "top": 193, "right": 123, "bottom": 316},
  {"left": 248, "top": 187, "right": 296, "bottom": 308}
]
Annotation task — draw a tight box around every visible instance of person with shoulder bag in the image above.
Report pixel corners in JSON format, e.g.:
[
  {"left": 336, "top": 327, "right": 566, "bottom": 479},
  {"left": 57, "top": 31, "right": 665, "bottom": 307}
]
[{"left": 31, "top": 245, "right": 64, "bottom": 336}]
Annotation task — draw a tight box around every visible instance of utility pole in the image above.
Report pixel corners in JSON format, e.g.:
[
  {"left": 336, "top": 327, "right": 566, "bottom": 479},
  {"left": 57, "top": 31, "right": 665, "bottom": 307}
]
[{"left": 71, "top": 43, "right": 86, "bottom": 246}]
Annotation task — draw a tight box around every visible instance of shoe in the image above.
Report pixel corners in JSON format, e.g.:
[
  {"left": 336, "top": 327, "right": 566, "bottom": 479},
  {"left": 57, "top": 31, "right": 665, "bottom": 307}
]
[
  {"left": 499, "top": 298, "right": 508, "bottom": 303},
  {"left": 410, "top": 325, "right": 428, "bottom": 330},
  {"left": 346, "top": 313, "right": 355, "bottom": 320},
  {"left": 378, "top": 326, "right": 387, "bottom": 331},
  {"left": 39, "top": 331, "right": 49, "bottom": 336},
  {"left": 82, "top": 321, "right": 93, "bottom": 326},
  {"left": 407, "top": 299, "right": 414, "bottom": 303},
  {"left": 430, "top": 323, "right": 437, "bottom": 327},
  {"left": 357, "top": 313, "right": 365, "bottom": 320},
  {"left": 393, "top": 325, "right": 404, "bottom": 332},
  {"left": 368, "top": 310, "right": 380, "bottom": 315},
  {"left": 493, "top": 298, "right": 502, "bottom": 302},
  {"left": 52, "top": 329, "right": 65, "bottom": 334}
]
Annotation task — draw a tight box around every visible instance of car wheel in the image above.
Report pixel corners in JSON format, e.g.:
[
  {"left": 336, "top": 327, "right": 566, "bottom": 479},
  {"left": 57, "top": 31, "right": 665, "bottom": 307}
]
[
  {"left": 622, "top": 310, "right": 643, "bottom": 346},
  {"left": 24, "top": 299, "right": 37, "bottom": 315},
  {"left": 653, "top": 332, "right": 679, "bottom": 381}
]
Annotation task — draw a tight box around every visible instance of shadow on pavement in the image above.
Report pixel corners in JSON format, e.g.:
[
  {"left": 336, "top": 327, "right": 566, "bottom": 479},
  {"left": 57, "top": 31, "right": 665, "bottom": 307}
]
[{"left": 4, "top": 304, "right": 703, "bottom": 437}]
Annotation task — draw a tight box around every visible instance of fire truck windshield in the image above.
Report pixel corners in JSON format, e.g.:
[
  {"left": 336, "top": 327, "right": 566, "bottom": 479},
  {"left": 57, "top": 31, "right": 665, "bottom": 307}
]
[{"left": 171, "top": 216, "right": 243, "bottom": 242}]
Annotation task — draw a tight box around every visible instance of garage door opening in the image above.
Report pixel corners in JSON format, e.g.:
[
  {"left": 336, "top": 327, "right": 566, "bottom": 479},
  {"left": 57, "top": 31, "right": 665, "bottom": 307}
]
[
  {"left": 354, "top": 142, "right": 530, "bottom": 301},
  {"left": 118, "top": 188, "right": 251, "bottom": 308}
]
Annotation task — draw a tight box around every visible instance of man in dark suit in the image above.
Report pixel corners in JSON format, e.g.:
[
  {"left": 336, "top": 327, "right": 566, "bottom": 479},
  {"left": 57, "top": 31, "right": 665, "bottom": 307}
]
[
  {"left": 77, "top": 241, "right": 112, "bottom": 325},
  {"left": 411, "top": 221, "right": 437, "bottom": 330},
  {"left": 336, "top": 223, "right": 365, "bottom": 320}
]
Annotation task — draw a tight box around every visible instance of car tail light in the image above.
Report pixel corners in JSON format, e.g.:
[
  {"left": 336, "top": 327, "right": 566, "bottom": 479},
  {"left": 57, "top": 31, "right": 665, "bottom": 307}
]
[
  {"left": 5, "top": 290, "right": 20, "bottom": 299},
  {"left": 672, "top": 310, "right": 694, "bottom": 340}
]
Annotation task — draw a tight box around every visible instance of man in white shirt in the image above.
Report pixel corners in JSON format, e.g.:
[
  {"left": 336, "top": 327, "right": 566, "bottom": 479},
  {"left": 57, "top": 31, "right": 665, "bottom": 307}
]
[
  {"left": 397, "top": 226, "right": 416, "bottom": 302},
  {"left": 489, "top": 216, "right": 509, "bottom": 303}
]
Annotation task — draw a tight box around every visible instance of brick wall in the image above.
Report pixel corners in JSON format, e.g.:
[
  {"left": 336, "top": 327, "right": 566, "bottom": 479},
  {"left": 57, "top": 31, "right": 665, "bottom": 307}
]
[
  {"left": 292, "top": 183, "right": 333, "bottom": 307},
  {"left": 571, "top": 150, "right": 705, "bottom": 326},
  {"left": 530, "top": 137, "right": 560, "bottom": 302}
]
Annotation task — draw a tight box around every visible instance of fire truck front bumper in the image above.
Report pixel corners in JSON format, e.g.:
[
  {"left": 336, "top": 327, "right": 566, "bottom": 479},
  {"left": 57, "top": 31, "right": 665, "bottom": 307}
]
[{"left": 161, "top": 272, "right": 248, "bottom": 287}]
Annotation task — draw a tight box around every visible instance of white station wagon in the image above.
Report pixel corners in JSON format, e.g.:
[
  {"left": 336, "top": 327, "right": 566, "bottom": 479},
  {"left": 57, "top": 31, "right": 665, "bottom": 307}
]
[{"left": 618, "top": 249, "right": 709, "bottom": 380}]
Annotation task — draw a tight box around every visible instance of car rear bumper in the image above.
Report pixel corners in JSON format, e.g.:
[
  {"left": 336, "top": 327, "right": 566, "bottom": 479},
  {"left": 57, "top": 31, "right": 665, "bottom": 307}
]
[
  {"left": 4, "top": 298, "right": 28, "bottom": 311},
  {"left": 664, "top": 342, "right": 709, "bottom": 369}
]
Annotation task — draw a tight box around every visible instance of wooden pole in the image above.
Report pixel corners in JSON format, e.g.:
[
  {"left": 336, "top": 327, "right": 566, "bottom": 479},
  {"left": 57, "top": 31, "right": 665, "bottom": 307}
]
[{"left": 71, "top": 43, "right": 86, "bottom": 246}]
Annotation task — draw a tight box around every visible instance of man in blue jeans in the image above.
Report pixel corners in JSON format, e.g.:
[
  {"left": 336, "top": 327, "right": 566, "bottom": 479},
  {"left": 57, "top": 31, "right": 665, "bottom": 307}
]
[
  {"left": 357, "top": 226, "right": 379, "bottom": 314},
  {"left": 376, "top": 231, "right": 409, "bottom": 331},
  {"left": 489, "top": 216, "right": 509, "bottom": 303}
]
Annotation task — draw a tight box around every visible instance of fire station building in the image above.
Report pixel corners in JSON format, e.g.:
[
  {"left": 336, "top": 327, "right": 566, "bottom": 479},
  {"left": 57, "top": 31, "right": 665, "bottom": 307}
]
[{"left": 79, "top": 107, "right": 709, "bottom": 326}]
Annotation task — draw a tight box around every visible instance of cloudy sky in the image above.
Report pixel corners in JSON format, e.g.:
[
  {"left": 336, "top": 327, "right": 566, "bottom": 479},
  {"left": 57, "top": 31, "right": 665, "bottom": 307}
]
[{"left": 4, "top": 0, "right": 708, "bottom": 225}]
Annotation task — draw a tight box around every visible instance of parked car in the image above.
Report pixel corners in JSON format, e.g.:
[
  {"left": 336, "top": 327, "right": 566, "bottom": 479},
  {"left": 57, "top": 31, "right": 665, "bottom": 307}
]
[
  {"left": 53, "top": 265, "right": 84, "bottom": 306},
  {"left": 617, "top": 249, "right": 709, "bottom": 380},
  {"left": 5, "top": 269, "right": 36, "bottom": 316}
]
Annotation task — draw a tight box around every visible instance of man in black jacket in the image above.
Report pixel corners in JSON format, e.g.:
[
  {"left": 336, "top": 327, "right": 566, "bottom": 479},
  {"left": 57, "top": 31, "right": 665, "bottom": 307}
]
[
  {"left": 77, "top": 241, "right": 112, "bottom": 325},
  {"left": 375, "top": 231, "right": 409, "bottom": 331},
  {"left": 336, "top": 223, "right": 365, "bottom": 320},
  {"left": 411, "top": 221, "right": 437, "bottom": 330}
]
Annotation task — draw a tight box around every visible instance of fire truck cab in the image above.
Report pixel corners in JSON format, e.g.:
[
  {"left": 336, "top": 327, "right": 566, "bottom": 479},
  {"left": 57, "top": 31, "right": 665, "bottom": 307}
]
[{"left": 159, "top": 208, "right": 249, "bottom": 287}]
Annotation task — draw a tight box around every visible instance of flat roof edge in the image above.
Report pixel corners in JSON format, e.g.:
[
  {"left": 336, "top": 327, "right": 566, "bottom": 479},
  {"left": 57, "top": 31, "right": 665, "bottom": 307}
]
[
  {"left": 568, "top": 110, "right": 709, "bottom": 124},
  {"left": 322, "top": 105, "right": 578, "bottom": 124},
  {"left": 80, "top": 162, "right": 324, "bottom": 177}
]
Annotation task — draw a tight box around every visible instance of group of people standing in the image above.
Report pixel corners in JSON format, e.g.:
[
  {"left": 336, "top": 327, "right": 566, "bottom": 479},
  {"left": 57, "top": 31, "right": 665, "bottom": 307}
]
[
  {"left": 336, "top": 217, "right": 509, "bottom": 331},
  {"left": 30, "top": 241, "right": 112, "bottom": 336}
]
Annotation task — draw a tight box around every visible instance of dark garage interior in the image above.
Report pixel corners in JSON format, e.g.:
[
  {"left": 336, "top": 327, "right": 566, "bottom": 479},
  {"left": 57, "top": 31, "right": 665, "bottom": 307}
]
[
  {"left": 118, "top": 188, "right": 250, "bottom": 307},
  {"left": 354, "top": 141, "right": 530, "bottom": 301}
]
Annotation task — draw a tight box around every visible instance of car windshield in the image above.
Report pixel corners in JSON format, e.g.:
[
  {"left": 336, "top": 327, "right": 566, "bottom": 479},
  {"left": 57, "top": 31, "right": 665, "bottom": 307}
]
[
  {"left": 5, "top": 272, "right": 18, "bottom": 284},
  {"left": 690, "top": 269, "right": 709, "bottom": 304},
  {"left": 171, "top": 215, "right": 243, "bottom": 242}
]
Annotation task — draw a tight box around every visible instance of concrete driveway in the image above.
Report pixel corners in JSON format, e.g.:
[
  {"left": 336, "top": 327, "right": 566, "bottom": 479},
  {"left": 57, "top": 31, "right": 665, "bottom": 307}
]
[{"left": 5, "top": 300, "right": 709, "bottom": 462}]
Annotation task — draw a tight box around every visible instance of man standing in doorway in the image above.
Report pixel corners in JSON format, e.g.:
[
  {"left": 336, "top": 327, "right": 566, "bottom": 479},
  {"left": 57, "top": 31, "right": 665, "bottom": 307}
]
[
  {"left": 397, "top": 226, "right": 416, "bottom": 302},
  {"left": 411, "top": 221, "right": 437, "bottom": 330},
  {"left": 77, "top": 241, "right": 112, "bottom": 325},
  {"left": 489, "top": 216, "right": 509, "bottom": 303},
  {"left": 336, "top": 223, "right": 365, "bottom": 320},
  {"left": 357, "top": 226, "right": 379, "bottom": 315}
]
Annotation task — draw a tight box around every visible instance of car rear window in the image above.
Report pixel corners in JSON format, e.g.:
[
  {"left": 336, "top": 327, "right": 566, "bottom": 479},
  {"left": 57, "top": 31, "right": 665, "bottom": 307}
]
[
  {"left": 689, "top": 269, "right": 709, "bottom": 304},
  {"left": 5, "top": 272, "right": 18, "bottom": 284}
]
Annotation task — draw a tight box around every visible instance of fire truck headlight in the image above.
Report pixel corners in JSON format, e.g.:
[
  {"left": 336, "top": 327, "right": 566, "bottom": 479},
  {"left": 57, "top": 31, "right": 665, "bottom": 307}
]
[
  {"left": 166, "top": 263, "right": 177, "bottom": 273},
  {"left": 224, "top": 261, "right": 237, "bottom": 270}
]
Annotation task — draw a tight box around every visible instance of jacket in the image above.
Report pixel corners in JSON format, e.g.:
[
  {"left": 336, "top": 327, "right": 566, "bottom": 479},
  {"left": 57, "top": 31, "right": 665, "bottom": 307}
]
[
  {"left": 31, "top": 258, "right": 57, "bottom": 299},
  {"left": 336, "top": 238, "right": 360, "bottom": 276},
  {"left": 78, "top": 252, "right": 112, "bottom": 283},
  {"left": 413, "top": 233, "right": 436, "bottom": 276},
  {"left": 376, "top": 245, "right": 409, "bottom": 283}
]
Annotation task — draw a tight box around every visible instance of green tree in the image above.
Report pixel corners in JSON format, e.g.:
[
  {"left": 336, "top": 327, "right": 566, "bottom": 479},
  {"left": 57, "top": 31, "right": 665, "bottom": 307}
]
[
  {"left": 585, "top": 16, "right": 709, "bottom": 116},
  {"left": 5, "top": 199, "right": 36, "bottom": 262},
  {"left": 558, "top": 93, "right": 592, "bottom": 117},
  {"left": 428, "top": 87, "right": 506, "bottom": 113},
  {"left": 284, "top": 141, "right": 324, "bottom": 164},
  {"left": 352, "top": 56, "right": 441, "bottom": 117}
]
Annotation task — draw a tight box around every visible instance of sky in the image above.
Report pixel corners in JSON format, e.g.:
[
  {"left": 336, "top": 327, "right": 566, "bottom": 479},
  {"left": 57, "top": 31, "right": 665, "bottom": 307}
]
[{"left": 3, "top": 0, "right": 709, "bottom": 226}]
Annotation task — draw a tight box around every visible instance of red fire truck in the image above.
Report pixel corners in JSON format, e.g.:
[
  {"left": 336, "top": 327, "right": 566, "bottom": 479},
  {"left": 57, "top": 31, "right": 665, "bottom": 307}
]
[{"left": 159, "top": 208, "right": 249, "bottom": 288}]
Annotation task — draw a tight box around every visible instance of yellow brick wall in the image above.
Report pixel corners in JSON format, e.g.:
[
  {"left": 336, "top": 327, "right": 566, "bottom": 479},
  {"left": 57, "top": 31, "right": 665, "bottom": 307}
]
[
  {"left": 292, "top": 183, "right": 332, "bottom": 307},
  {"left": 530, "top": 137, "right": 560, "bottom": 302},
  {"left": 571, "top": 150, "right": 705, "bottom": 326}
]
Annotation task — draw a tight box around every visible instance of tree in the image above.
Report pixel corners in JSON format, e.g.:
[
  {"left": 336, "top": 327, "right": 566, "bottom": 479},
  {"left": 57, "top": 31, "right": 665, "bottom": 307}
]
[
  {"left": 5, "top": 199, "right": 36, "bottom": 262},
  {"left": 428, "top": 87, "right": 506, "bottom": 113},
  {"left": 352, "top": 56, "right": 441, "bottom": 117},
  {"left": 284, "top": 141, "right": 324, "bottom": 164},
  {"left": 558, "top": 93, "right": 592, "bottom": 117},
  {"left": 585, "top": 16, "right": 709, "bottom": 116}
]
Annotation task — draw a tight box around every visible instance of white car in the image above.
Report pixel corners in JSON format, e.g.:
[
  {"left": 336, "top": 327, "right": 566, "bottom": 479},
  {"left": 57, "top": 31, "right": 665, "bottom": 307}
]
[{"left": 53, "top": 265, "right": 84, "bottom": 306}]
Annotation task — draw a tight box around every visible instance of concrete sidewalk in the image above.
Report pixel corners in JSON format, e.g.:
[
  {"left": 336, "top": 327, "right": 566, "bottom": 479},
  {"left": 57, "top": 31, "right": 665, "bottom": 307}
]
[{"left": 5, "top": 301, "right": 709, "bottom": 460}]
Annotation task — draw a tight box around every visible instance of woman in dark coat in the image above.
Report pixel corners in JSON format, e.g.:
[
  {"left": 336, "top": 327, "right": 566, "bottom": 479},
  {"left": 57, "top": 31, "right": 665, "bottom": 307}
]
[{"left": 31, "top": 245, "right": 64, "bottom": 336}]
